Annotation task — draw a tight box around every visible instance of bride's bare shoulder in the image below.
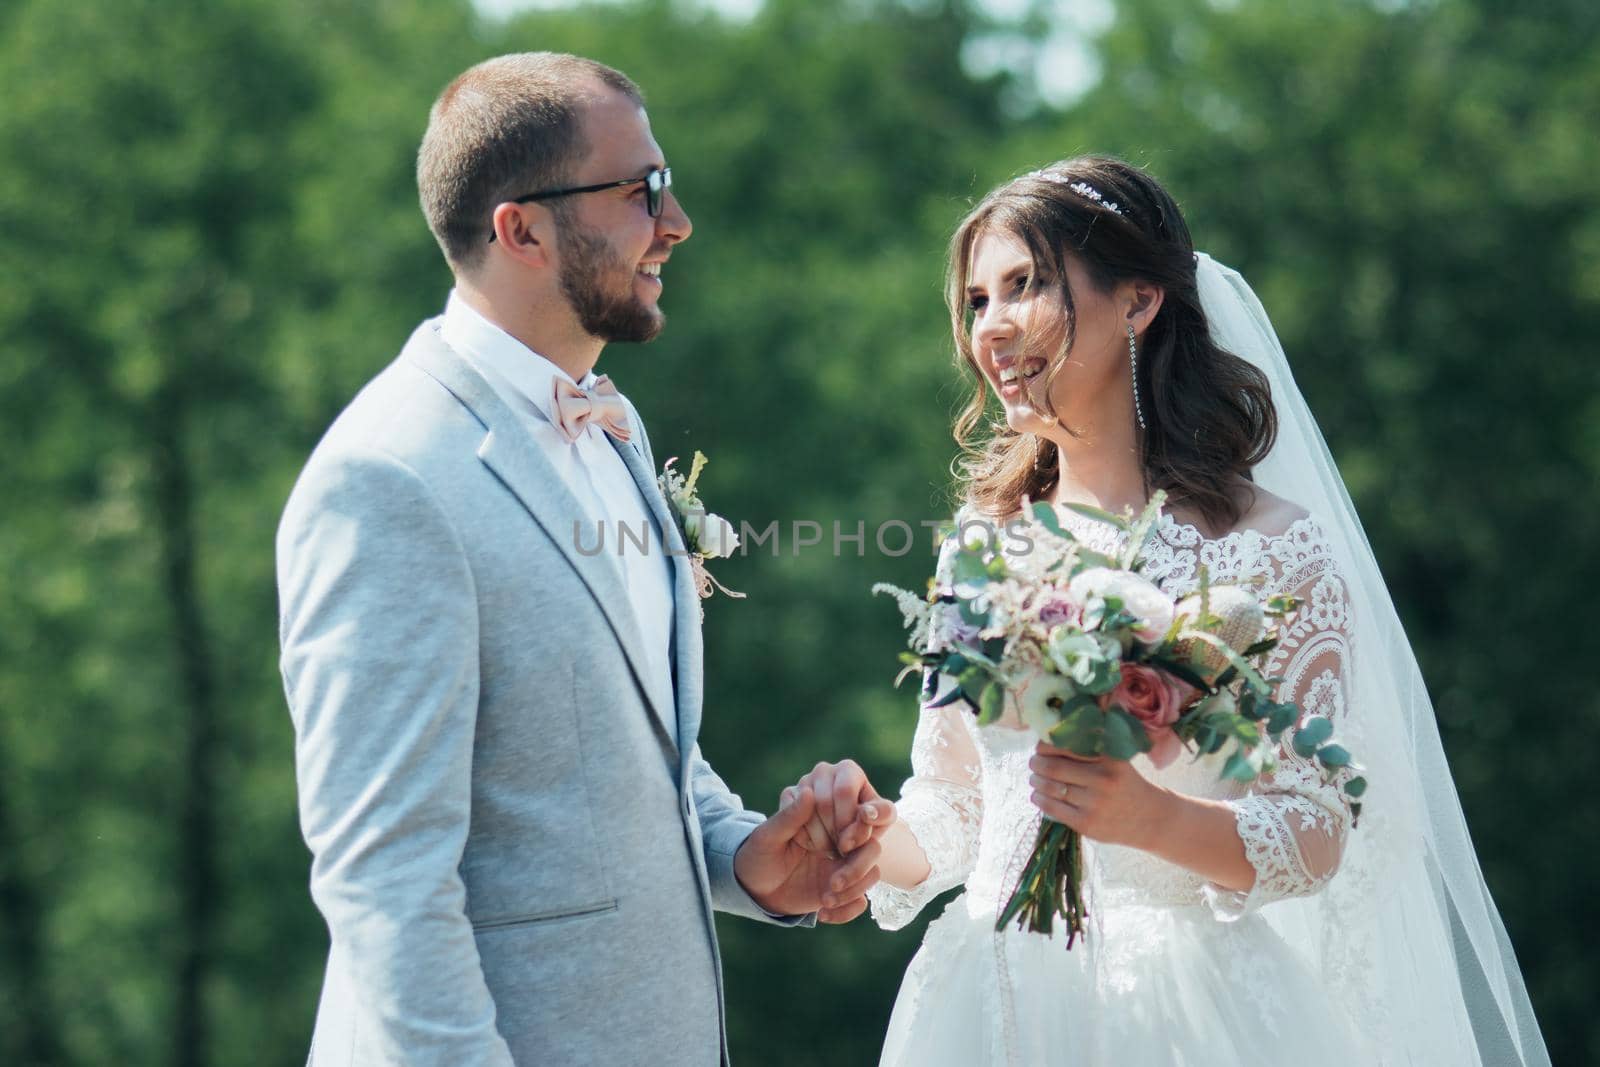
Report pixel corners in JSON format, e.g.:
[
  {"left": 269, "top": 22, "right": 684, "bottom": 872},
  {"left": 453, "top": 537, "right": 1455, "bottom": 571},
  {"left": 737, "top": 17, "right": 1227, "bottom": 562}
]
[{"left": 1231, "top": 485, "right": 1310, "bottom": 538}]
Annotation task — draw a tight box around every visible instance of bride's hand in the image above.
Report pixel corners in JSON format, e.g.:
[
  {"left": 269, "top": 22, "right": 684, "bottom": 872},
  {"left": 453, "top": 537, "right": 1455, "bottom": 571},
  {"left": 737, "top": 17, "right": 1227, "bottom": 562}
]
[
  {"left": 1028, "top": 742, "right": 1173, "bottom": 850},
  {"left": 779, "top": 784, "right": 839, "bottom": 858},
  {"left": 786, "top": 759, "right": 897, "bottom": 857}
]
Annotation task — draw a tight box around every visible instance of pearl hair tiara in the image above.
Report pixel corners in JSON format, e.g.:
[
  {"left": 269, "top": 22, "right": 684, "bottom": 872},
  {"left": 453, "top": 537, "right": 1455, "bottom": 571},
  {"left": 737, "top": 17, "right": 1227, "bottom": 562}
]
[{"left": 1026, "top": 170, "right": 1126, "bottom": 217}]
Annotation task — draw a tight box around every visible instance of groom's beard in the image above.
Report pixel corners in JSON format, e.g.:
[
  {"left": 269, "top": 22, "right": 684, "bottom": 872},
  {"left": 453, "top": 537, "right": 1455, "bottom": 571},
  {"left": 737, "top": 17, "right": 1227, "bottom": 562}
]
[{"left": 557, "top": 220, "right": 664, "bottom": 344}]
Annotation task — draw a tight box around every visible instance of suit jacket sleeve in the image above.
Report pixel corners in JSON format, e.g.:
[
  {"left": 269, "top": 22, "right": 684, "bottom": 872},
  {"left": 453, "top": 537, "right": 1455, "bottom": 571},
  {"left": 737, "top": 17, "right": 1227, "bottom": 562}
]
[
  {"left": 684, "top": 747, "right": 815, "bottom": 927},
  {"left": 278, "top": 445, "right": 514, "bottom": 1066}
]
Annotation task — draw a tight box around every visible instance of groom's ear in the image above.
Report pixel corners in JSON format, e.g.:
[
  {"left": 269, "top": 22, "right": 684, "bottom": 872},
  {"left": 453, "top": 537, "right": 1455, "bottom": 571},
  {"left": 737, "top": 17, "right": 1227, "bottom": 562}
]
[{"left": 488, "top": 202, "right": 555, "bottom": 270}]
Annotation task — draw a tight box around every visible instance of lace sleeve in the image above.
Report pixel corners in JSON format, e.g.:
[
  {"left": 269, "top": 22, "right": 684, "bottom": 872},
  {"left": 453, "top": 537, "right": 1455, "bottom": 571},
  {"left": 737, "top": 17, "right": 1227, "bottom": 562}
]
[
  {"left": 1206, "top": 523, "right": 1357, "bottom": 921},
  {"left": 868, "top": 537, "right": 985, "bottom": 931},
  {"left": 866, "top": 680, "right": 985, "bottom": 931}
]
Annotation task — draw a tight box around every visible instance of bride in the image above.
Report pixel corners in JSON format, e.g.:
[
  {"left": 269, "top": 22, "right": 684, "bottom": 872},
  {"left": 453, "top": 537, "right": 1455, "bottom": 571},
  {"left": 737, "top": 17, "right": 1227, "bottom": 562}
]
[{"left": 790, "top": 157, "right": 1550, "bottom": 1065}]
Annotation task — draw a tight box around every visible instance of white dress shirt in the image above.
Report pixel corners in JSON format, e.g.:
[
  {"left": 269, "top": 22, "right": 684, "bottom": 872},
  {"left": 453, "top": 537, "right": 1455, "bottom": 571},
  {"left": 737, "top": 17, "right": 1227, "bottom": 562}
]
[{"left": 433, "top": 291, "right": 677, "bottom": 691}]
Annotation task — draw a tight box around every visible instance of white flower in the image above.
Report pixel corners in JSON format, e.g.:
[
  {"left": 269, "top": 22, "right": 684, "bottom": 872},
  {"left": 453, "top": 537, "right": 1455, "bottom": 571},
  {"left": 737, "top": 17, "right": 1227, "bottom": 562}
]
[
  {"left": 1015, "top": 669, "right": 1075, "bottom": 741},
  {"left": 1045, "top": 628, "right": 1121, "bottom": 694},
  {"left": 1067, "top": 567, "right": 1174, "bottom": 643},
  {"left": 693, "top": 512, "right": 740, "bottom": 559}
]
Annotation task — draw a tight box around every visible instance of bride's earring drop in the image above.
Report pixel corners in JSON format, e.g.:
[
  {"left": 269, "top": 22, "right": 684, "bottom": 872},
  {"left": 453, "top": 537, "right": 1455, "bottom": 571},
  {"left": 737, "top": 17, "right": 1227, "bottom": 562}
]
[{"left": 1128, "top": 324, "right": 1146, "bottom": 431}]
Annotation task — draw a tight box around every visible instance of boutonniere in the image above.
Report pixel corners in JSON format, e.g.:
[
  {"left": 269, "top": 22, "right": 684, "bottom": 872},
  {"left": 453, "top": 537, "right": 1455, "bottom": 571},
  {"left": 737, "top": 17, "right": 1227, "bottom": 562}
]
[{"left": 658, "top": 450, "right": 746, "bottom": 613}]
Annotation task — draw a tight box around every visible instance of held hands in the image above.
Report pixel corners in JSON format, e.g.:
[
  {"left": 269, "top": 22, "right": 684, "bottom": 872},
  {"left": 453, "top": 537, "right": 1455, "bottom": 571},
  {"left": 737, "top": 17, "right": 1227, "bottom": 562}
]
[
  {"left": 1028, "top": 742, "right": 1173, "bottom": 850},
  {"left": 734, "top": 760, "right": 897, "bottom": 923},
  {"left": 786, "top": 759, "right": 896, "bottom": 859}
]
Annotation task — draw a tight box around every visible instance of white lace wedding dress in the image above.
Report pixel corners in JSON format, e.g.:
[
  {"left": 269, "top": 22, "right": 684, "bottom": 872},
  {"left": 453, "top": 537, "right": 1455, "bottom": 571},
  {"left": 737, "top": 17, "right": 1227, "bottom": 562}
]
[{"left": 867, "top": 509, "right": 1367, "bottom": 1066}]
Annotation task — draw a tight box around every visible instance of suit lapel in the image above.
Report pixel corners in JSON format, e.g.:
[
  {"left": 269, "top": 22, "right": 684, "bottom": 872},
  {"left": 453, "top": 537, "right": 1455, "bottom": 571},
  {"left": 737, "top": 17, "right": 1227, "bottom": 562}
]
[
  {"left": 607, "top": 431, "right": 703, "bottom": 748},
  {"left": 400, "top": 325, "right": 679, "bottom": 752}
]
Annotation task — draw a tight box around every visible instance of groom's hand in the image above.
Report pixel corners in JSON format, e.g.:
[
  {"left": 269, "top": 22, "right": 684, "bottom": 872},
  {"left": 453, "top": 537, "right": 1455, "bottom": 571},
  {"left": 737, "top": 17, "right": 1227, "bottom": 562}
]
[{"left": 734, "top": 782, "right": 891, "bottom": 923}]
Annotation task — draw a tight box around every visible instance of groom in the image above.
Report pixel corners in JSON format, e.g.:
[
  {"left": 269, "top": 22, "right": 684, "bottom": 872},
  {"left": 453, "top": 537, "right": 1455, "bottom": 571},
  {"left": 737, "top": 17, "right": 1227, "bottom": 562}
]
[{"left": 277, "top": 53, "right": 890, "bottom": 1066}]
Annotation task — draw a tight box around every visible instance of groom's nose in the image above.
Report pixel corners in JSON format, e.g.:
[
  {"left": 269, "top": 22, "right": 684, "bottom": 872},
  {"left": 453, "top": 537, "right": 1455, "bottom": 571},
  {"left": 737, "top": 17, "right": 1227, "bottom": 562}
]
[{"left": 656, "top": 189, "right": 691, "bottom": 246}]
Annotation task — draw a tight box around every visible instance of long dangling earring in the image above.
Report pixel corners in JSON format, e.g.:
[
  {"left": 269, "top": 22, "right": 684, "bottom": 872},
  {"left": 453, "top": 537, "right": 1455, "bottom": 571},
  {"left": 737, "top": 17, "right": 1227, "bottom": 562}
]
[{"left": 1128, "top": 324, "right": 1146, "bottom": 431}]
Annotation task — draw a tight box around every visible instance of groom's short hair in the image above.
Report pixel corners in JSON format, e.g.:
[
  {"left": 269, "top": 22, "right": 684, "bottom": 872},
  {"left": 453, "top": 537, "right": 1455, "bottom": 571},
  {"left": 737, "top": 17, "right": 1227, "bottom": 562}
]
[{"left": 417, "top": 52, "right": 643, "bottom": 271}]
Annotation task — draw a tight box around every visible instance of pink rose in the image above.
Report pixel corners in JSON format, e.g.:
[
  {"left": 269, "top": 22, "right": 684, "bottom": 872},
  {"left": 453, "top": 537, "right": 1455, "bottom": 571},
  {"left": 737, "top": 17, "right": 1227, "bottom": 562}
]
[{"left": 1103, "top": 664, "right": 1187, "bottom": 768}]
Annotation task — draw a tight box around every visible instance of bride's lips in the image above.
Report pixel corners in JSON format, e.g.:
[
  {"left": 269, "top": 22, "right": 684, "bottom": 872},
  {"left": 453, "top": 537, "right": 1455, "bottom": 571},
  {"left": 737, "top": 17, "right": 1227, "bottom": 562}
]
[{"left": 996, "top": 356, "right": 1048, "bottom": 399}]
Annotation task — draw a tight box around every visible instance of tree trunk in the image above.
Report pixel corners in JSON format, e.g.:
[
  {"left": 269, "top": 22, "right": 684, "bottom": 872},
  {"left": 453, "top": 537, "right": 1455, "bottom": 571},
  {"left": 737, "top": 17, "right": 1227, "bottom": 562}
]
[
  {"left": 150, "top": 387, "right": 220, "bottom": 1067},
  {"left": 0, "top": 765, "right": 63, "bottom": 1066}
]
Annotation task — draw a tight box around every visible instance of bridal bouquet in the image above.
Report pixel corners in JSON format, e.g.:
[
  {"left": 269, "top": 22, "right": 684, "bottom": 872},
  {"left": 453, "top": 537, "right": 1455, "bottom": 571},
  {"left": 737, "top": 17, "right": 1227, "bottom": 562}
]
[{"left": 875, "top": 493, "right": 1365, "bottom": 947}]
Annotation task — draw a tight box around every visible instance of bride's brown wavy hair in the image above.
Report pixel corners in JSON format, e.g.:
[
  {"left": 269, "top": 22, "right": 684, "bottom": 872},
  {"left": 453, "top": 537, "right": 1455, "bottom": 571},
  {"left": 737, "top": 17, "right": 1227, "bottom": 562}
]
[{"left": 949, "top": 156, "right": 1276, "bottom": 530}]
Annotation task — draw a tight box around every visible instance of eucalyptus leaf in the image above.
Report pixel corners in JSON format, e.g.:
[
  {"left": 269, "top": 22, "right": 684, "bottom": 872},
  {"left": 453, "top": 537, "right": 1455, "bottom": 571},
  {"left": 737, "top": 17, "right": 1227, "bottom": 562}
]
[
  {"left": 1050, "top": 702, "right": 1106, "bottom": 756},
  {"left": 1103, "top": 705, "right": 1153, "bottom": 760},
  {"left": 1030, "top": 500, "right": 1067, "bottom": 538},
  {"left": 1266, "top": 703, "right": 1299, "bottom": 736},
  {"left": 953, "top": 551, "right": 991, "bottom": 586},
  {"left": 1292, "top": 716, "right": 1334, "bottom": 758},
  {"left": 1345, "top": 777, "right": 1368, "bottom": 798},
  {"left": 1221, "top": 750, "right": 1258, "bottom": 782},
  {"left": 1317, "top": 743, "right": 1352, "bottom": 769}
]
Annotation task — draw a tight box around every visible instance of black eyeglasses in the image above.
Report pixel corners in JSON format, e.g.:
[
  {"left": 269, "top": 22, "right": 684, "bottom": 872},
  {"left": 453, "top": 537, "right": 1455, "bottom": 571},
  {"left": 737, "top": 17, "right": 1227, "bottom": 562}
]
[{"left": 488, "top": 167, "right": 672, "bottom": 242}]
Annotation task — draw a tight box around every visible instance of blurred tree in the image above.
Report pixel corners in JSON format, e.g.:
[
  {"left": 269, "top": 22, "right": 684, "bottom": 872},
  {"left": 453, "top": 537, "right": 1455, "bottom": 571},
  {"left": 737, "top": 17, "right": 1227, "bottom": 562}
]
[{"left": 0, "top": 1, "right": 479, "bottom": 1063}]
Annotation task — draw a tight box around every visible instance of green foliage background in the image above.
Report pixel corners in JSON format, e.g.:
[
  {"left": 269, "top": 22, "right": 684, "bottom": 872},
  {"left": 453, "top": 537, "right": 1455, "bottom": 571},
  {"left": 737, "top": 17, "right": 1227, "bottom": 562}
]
[{"left": 1, "top": 0, "right": 1594, "bottom": 1063}]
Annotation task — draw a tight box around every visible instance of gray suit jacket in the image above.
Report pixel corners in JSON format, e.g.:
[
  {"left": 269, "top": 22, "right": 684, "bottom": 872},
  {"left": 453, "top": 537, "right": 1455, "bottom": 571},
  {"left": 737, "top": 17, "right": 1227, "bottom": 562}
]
[{"left": 278, "top": 322, "right": 802, "bottom": 1066}]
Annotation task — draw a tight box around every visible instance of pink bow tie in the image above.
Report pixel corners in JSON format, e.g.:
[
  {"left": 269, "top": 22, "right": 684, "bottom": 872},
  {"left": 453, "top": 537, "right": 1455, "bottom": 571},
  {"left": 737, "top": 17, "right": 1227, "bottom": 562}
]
[{"left": 552, "top": 375, "right": 632, "bottom": 443}]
